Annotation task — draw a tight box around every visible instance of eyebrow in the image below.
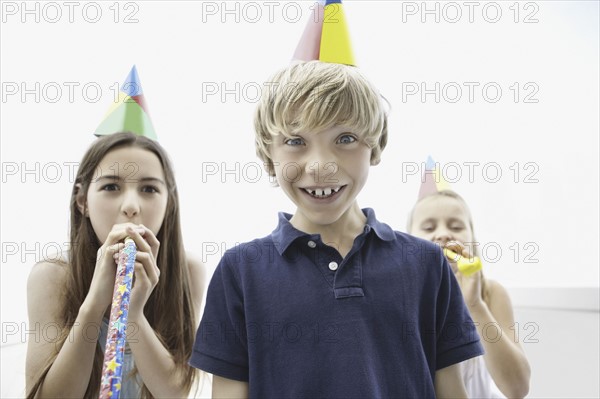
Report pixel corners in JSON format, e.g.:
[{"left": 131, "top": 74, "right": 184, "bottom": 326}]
[{"left": 94, "top": 175, "right": 166, "bottom": 186}]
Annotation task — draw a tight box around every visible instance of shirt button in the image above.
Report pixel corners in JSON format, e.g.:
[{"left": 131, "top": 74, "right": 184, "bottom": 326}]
[
  {"left": 328, "top": 261, "right": 338, "bottom": 271},
  {"left": 307, "top": 240, "right": 316, "bottom": 248}
]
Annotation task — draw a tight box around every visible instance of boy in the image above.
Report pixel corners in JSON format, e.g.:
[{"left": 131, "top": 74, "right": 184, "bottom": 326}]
[{"left": 190, "top": 61, "right": 484, "bottom": 398}]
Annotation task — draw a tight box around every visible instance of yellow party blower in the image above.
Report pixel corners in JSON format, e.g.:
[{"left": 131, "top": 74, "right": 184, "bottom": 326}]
[{"left": 443, "top": 248, "right": 482, "bottom": 277}]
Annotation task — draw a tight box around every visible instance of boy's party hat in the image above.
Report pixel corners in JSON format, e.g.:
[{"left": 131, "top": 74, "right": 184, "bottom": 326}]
[
  {"left": 94, "top": 66, "right": 157, "bottom": 140},
  {"left": 292, "top": 0, "right": 356, "bottom": 66},
  {"left": 418, "top": 156, "right": 451, "bottom": 200}
]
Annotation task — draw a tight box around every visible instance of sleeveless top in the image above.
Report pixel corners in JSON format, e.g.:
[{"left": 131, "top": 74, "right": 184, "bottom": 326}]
[
  {"left": 98, "top": 318, "right": 143, "bottom": 398},
  {"left": 460, "top": 356, "right": 505, "bottom": 398}
]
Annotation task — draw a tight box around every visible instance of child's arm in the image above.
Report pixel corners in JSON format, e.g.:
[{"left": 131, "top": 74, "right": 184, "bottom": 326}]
[
  {"left": 26, "top": 261, "right": 104, "bottom": 398},
  {"left": 434, "top": 364, "right": 468, "bottom": 398},
  {"left": 126, "top": 316, "right": 191, "bottom": 396},
  {"left": 445, "top": 242, "right": 531, "bottom": 397},
  {"left": 212, "top": 375, "right": 249, "bottom": 399},
  {"left": 468, "top": 280, "right": 531, "bottom": 398},
  {"left": 125, "top": 246, "right": 206, "bottom": 397}
]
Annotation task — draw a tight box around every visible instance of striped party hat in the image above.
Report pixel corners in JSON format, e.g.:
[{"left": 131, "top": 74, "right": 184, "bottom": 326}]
[
  {"left": 292, "top": 0, "right": 356, "bottom": 66},
  {"left": 94, "top": 66, "right": 157, "bottom": 140},
  {"left": 418, "top": 156, "right": 451, "bottom": 200}
]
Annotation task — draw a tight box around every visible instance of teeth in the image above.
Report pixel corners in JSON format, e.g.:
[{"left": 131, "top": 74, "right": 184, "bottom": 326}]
[{"left": 303, "top": 187, "right": 342, "bottom": 198}]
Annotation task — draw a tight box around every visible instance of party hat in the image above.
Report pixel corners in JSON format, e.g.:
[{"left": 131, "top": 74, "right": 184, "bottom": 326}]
[
  {"left": 292, "top": 0, "right": 356, "bottom": 66},
  {"left": 418, "top": 156, "right": 451, "bottom": 200},
  {"left": 94, "top": 66, "right": 157, "bottom": 140}
]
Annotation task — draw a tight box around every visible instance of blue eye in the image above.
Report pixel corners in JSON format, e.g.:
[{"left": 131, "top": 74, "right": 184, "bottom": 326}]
[
  {"left": 337, "top": 134, "right": 357, "bottom": 144},
  {"left": 284, "top": 137, "right": 305, "bottom": 146}
]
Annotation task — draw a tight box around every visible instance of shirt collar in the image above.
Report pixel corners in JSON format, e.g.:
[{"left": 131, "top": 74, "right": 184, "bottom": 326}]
[
  {"left": 271, "top": 212, "right": 309, "bottom": 256},
  {"left": 362, "top": 207, "right": 396, "bottom": 242},
  {"left": 271, "top": 208, "right": 395, "bottom": 256}
]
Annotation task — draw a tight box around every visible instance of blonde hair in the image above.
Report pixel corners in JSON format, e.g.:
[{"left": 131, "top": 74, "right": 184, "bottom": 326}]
[{"left": 254, "top": 61, "right": 388, "bottom": 176}]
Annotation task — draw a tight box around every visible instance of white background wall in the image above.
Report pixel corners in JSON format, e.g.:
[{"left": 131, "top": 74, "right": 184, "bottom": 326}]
[
  {"left": 1, "top": 1, "right": 598, "bottom": 397},
  {"left": 514, "top": 307, "right": 599, "bottom": 398}
]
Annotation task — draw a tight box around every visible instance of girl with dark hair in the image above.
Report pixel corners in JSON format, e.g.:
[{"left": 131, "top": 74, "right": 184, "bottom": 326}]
[{"left": 26, "top": 132, "right": 204, "bottom": 398}]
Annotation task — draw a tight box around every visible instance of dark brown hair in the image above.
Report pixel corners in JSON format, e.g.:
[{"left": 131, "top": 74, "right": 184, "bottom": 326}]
[{"left": 27, "top": 132, "right": 197, "bottom": 398}]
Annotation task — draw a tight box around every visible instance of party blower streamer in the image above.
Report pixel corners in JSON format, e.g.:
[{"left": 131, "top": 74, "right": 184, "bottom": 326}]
[{"left": 100, "top": 237, "right": 136, "bottom": 399}]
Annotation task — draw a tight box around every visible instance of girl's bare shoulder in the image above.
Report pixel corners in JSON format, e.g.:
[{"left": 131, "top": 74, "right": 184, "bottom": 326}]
[
  {"left": 29, "top": 256, "right": 69, "bottom": 287},
  {"left": 483, "top": 277, "right": 516, "bottom": 315},
  {"left": 28, "top": 256, "right": 70, "bottom": 319}
]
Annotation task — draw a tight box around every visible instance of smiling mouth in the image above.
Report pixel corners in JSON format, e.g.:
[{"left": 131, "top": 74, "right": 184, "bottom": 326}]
[{"left": 302, "top": 185, "right": 346, "bottom": 199}]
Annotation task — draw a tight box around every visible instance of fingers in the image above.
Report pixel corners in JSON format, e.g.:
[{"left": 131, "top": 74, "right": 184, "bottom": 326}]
[
  {"left": 444, "top": 241, "right": 474, "bottom": 260},
  {"left": 102, "top": 222, "right": 158, "bottom": 256},
  {"left": 104, "top": 223, "right": 146, "bottom": 247},
  {"left": 98, "top": 242, "right": 125, "bottom": 262},
  {"left": 444, "top": 240, "right": 464, "bottom": 255},
  {"left": 125, "top": 224, "right": 160, "bottom": 260},
  {"left": 134, "top": 252, "right": 160, "bottom": 285},
  {"left": 103, "top": 224, "right": 161, "bottom": 290},
  {"left": 125, "top": 226, "right": 152, "bottom": 255}
]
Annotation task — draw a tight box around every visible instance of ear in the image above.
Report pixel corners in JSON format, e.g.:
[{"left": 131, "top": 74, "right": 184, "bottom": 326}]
[
  {"left": 74, "top": 183, "right": 88, "bottom": 216},
  {"left": 370, "top": 157, "right": 381, "bottom": 167}
]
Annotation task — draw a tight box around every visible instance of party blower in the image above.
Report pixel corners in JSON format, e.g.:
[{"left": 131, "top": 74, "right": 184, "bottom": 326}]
[
  {"left": 443, "top": 248, "right": 482, "bottom": 277},
  {"left": 99, "top": 237, "right": 136, "bottom": 399}
]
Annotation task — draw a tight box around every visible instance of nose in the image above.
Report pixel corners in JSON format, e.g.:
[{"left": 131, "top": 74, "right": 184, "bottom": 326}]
[
  {"left": 121, "top": 189, "right": 140, "bottom": 219},
  {"left": 432, "top": 228, "right": 453, "bottom": 246},
  {"left": 304, "top": 147, "right": 338, "bottom": 183}
]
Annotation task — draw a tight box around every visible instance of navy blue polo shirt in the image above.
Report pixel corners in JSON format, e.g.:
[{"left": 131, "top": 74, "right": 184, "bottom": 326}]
[{"left": 190, "top": 208, "right": 483, "bottom": 398}]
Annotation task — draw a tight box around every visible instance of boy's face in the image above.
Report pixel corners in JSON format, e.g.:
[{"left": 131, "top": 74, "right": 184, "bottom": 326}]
[{"left": 269, "top": 125, "right": 371, "bottom": 227}]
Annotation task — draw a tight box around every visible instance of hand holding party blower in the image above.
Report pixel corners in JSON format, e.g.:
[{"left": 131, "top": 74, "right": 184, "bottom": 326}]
[
  {"left": 99, "top": 237, "right": 137, "bottom": 399},
  {"left": 443, "top": 248, "right": 482, "bottom": 277}
]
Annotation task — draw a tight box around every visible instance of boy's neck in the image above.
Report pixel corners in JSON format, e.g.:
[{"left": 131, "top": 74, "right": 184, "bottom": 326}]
[{"left": 289, "top": 202, "right": 367, "bottom": 257}]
